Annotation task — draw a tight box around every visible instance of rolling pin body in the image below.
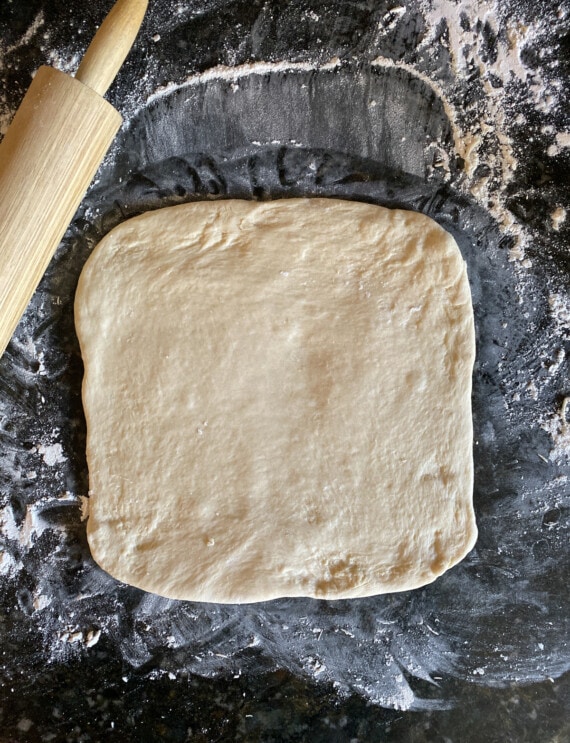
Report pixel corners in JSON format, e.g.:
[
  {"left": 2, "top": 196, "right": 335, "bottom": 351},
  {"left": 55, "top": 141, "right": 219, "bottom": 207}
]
[
  {"left": 0, "top": 66, "right": 122, "bottom": 355},
  {"left": 0, "top": 0, "right": 148, "bottom": 358}
]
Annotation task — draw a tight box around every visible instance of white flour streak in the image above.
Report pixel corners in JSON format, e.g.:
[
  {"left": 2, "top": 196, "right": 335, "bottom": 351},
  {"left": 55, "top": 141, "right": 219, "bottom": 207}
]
[
  {"left": 0, "top": 10, "right": 45, "bottom": 61},
  {"left": 145, "top": 57, "right": 342, "bottom": 107}
]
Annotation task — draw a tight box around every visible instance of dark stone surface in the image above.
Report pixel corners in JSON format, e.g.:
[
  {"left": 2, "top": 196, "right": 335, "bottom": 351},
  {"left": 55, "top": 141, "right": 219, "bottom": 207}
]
[{"left": 0, "top": 0, "right": 568, "bottom": 739}]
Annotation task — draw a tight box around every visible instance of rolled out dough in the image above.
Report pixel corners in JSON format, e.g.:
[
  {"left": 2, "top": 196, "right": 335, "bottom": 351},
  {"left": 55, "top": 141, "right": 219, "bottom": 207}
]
[{"left": 75, "top": 198, "right": 477, "bottom": 603}]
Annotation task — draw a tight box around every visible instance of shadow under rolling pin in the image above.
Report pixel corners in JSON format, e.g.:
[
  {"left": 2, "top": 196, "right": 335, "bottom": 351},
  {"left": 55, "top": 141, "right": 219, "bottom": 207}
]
[{"left": 0, "top": 0, "right": 148, "bottom": 358}]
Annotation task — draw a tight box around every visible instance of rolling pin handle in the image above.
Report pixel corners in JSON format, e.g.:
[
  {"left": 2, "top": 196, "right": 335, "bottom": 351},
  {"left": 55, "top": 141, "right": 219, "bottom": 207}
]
[{"left": 75, "top": 0, "right": 149, "bottom": 96}]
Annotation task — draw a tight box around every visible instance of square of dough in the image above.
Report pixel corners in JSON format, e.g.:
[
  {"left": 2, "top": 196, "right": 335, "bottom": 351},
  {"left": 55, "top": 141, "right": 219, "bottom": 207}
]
[{"left": 75, "top": 198, "right": 477, "bottom": 603}]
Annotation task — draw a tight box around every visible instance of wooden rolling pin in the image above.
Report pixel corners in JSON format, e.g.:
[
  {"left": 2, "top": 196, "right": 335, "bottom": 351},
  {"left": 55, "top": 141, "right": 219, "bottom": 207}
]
[{"left": 0, "top": 0, "right": 148, "bottom": 358}]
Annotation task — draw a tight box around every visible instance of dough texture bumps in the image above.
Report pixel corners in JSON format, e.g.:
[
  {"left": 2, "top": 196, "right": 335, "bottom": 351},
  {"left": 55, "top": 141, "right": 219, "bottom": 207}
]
[{"left": 75, "top": 198, "right": 477, "bottom": 603}]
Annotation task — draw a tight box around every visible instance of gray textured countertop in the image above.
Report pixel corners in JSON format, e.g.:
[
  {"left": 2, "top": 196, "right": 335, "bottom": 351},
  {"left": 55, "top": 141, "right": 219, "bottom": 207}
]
[{"left": 0, "top": 0, "right": 568, "bottom": 740}]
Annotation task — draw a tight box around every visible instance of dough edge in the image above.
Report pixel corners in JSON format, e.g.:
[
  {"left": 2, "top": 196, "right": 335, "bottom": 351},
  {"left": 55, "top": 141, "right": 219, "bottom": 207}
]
[{"left": 76, "top": 198, "right": 478, "bottom": 604}]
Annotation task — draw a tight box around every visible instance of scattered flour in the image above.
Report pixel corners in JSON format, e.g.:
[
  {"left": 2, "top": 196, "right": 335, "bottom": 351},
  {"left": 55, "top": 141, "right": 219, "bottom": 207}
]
[
  {"left": 415, "top": 0, "right": 562, "bottom": 262},
  {"left": 33, "top": 592, "right": 51, "bottom": 611},
  {"left": 551, "top": 207, "right": 567, "bottom": 231},
  {"left": 548, "top": 293, "right": 570, "bottom": 335},
  {"left": 541, "top": 397, "right": 570, "bottom": 463},
  {"left": 0, "top": 549, "right": 22, "bottom": 577},
  {"left": 547, "top": 132, "right": 570, "bottom": 157},
  {"left": 0, "top": 0, "right": 567, "bottom": 709},
  {"left": 36, "top": 442, "right": 66, "bottom": 467},
  {"left": 537, "top": 295, "right": 570, "bottom": 462},
  {"left": 0, "top": 504, "right": 20, "bottom": 543},
  {"left": 0, "top": 493, "right": 83, "bottom": 578},
  {"left": 59, "top": 626, "right": 101, "bottom": 648}
]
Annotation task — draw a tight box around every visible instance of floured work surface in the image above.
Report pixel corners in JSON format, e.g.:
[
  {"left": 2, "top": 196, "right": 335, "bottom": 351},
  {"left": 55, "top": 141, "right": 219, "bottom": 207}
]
[{"left": 75, "top": 198, "right": 477, "bottom": 603}]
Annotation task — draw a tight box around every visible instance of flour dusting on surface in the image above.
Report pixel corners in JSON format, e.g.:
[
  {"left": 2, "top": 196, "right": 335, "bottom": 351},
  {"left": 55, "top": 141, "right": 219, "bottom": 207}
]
[
  {"left": 0, "top": 0, "right": 568, "bottom": 716},
  {"left": 36, "top": 441, "right": 66, "bottom": 467}
]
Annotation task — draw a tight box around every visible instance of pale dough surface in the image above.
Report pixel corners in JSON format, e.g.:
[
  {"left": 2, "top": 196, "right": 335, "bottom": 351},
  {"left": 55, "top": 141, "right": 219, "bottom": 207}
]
[{"left": 75, "top": 198, "right": 477, "bottom": 603}]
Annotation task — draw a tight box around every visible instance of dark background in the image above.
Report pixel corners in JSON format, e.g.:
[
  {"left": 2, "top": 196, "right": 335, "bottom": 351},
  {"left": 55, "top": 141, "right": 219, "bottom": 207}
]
[{"left": 0, "top": 0, "right": 569, "bottom": 740}]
